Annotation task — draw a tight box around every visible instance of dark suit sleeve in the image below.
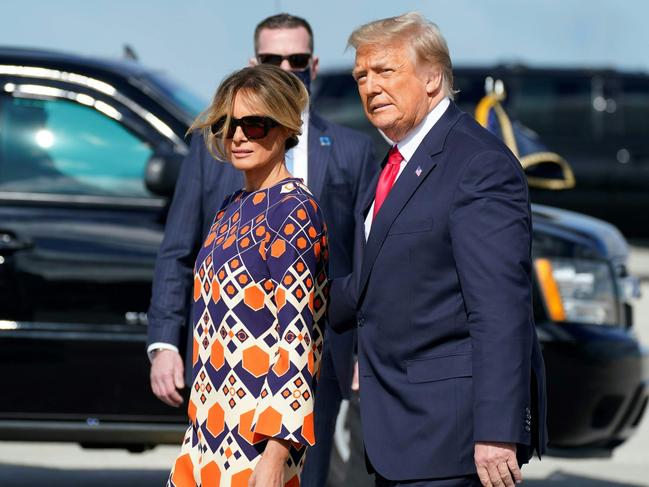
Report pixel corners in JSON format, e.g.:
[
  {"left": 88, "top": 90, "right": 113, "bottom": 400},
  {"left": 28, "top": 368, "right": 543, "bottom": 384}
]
[
  {"left": 328, "top": 273, "right": 359, "bottom": 333},
  {"left": 146, "top": 134, "right": 205, "bottom": 349},
  {"left": 449, "top": 149, "right": 534, "bottom": 446}
]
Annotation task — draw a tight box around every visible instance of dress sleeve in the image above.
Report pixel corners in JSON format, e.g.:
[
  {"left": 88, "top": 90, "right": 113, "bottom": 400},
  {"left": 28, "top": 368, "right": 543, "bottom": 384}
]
[{"left": 252, "top": 194, "right": 327, "bottom": 447}]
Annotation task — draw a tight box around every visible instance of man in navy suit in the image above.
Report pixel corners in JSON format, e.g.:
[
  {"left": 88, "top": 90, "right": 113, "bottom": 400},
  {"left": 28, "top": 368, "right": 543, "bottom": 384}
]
[
  {"left": 146, "top": 13, "right": 376, "bottom": 487},
  {"left": 330, "top": 12, "right": 547, "bottom": 487}
]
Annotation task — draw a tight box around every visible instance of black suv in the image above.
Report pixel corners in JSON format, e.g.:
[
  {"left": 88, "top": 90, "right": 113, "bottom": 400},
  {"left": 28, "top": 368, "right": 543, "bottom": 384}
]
[
  {"left": 0, "top": 49, "right": 647, "bottom": 461},
  {"left": 315, "top": 66, "right": 649, "bottom": 239}
]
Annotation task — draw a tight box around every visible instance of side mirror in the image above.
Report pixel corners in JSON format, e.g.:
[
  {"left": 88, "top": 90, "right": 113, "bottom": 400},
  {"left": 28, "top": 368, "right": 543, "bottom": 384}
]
[{"left": 145, "top": 152, "right": 183, "bottom": 197}]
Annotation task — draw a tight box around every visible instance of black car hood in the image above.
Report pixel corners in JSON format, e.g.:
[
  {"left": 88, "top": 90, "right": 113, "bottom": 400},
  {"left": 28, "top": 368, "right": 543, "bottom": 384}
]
[{"left": 532, "top": 204, "right": 629, "bottom": 261}]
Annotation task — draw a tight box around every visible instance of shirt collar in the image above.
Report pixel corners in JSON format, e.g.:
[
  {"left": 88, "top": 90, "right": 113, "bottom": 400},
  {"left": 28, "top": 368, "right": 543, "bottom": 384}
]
[{"left": 397, "top": 97, "right": 450, "bottom": 162}]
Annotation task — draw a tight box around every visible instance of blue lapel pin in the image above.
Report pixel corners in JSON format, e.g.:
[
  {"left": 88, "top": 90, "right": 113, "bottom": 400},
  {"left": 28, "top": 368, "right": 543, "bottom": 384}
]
[
  {"left": 415, "top": 166, "right": 422, "bottom": 177},
  {"left": 319, "top": 136, "right": 331, "bottom": 146}
]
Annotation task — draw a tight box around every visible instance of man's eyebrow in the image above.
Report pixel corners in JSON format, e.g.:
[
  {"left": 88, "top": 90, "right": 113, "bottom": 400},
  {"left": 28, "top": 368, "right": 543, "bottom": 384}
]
[{"left": 352, "top": 67, "right": 366, "bottom": 78}]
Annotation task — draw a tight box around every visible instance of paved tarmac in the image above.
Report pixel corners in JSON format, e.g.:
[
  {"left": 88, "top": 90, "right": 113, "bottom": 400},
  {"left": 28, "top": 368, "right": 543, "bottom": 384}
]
[{"left": 1, "top": 248, "right": 648, "bottom": 486}]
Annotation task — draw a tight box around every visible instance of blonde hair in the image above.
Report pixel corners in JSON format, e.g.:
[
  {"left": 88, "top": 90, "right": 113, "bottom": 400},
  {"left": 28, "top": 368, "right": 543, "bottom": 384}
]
[
  {"left": 189, "top": 64, "right": 308, "bottom": 160},
  {"left": 348, "top": 12, "right": 456, "bottom": 99}
]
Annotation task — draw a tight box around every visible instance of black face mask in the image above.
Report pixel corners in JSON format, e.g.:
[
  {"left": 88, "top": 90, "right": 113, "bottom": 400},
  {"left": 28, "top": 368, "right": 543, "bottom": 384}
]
[{"left": 292, "top": 68, "right": 312, "bottom": 94}]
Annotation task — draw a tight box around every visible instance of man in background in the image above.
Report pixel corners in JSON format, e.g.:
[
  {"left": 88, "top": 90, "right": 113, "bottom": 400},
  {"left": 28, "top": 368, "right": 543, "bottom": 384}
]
[{"left": 147, "top": 13, "right": 377, "bottom": 487}]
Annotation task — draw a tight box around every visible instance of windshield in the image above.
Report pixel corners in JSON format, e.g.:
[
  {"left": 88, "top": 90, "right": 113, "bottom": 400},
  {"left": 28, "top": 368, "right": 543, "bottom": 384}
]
[{"left": 145, "top": 71, "right": 208, "bottom": 119}]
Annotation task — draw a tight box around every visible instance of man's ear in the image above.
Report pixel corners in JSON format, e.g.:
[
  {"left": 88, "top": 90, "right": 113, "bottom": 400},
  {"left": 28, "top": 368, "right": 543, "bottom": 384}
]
[
  {"left": 425, "top": 68, "right": 443, "bottom": 96},
  {"left": 249, "top": 56, "right": 258, "bottom": 67},
  {"left": 310, "top": 55, "right": 320, "bottom": 81}
]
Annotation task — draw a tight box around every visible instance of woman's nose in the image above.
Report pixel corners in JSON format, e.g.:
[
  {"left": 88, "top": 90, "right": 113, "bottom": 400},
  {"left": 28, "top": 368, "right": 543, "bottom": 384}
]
[{"left": 232, "top": 125, "right": 247, "bottom": 142}]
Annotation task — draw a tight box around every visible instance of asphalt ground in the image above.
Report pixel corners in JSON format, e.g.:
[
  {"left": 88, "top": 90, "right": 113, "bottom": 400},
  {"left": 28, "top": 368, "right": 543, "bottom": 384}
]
[{"left": 1, "top": 247, "right": 648, "bottom": 486}]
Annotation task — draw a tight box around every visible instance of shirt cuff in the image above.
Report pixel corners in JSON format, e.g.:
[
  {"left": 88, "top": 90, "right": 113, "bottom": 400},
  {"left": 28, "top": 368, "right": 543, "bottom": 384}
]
[{"left": 147, "top": 342, "right": 180, "bottom": 363}]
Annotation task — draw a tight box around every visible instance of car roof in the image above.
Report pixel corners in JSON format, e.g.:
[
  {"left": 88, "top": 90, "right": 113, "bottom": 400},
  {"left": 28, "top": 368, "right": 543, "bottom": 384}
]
[{"left": 0, "top": 46, "right": 152, "bottom": 80}]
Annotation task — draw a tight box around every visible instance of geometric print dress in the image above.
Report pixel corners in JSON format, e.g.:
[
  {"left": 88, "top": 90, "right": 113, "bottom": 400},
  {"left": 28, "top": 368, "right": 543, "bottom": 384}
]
[{"left": 167, "top": 178, "right": 329, "bottom": 487}]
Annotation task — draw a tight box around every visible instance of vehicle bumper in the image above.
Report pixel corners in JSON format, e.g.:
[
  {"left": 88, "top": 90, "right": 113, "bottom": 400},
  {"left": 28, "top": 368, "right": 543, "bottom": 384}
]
[{"left": 538, "top": 321, "right": 649, "bottom": 453}]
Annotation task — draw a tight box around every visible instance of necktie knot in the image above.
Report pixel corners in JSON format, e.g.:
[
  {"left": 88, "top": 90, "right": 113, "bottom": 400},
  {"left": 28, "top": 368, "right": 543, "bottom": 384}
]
[{"left": 387, "top": 146, "right": 404, "bottom": 166}]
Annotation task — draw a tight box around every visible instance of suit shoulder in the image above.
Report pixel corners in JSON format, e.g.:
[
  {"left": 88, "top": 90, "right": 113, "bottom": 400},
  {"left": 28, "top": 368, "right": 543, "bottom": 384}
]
[
  {"left": 447, "top": 114, "right": 526, "bottom": 180},
  {"left": 451, "top": 114, "right": 513, "bottom": 155}
]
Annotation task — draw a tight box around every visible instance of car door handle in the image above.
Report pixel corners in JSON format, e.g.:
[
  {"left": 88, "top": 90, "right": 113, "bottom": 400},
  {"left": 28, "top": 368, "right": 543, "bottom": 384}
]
[{"left": 0, "top": 232, "right": 33, "bottom": 253}]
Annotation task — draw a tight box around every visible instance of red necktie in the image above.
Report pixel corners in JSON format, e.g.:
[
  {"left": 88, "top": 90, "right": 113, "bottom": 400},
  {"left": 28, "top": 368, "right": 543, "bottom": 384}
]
[{"left": 373, "top": 146, "right": 404, "bottom": 218}]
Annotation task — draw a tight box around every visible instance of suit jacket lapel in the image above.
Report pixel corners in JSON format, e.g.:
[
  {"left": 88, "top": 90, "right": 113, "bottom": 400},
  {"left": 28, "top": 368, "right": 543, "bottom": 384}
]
[
  {"left": 307, "top": 112, "right": 329, "bottom": 198},
  {"left": 358, "top": 102, "right": 464, "bottom": 296},
  {"left": 361, "top": 155, "right": 384, "bottom": 218}
]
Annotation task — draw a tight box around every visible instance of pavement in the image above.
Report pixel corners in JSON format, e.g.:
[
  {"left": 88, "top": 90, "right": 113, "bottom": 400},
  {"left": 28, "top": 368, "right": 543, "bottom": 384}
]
[{"left": 1, "top": 248, "right": 649, "bottom": 486}]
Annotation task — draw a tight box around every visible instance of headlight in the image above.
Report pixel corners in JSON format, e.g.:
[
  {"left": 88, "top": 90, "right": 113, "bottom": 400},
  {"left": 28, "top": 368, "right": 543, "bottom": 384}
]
[{"left": 534, "top": 258, "right": 618, "bottom": 325}]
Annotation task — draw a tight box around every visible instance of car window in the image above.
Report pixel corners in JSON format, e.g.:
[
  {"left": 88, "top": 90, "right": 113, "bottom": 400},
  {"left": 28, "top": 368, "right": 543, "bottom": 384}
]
[
  {"left": 620, "top": 77, "right": 649, "bottom": 140},
  {"left": 0, "top": 95, "right": 154, "bottom": 197},
  {"left": 509, "top": 75, "right": 593, "bottom": 140},
  {"left": 145, "top": 71, "right": 208, "bottom": 119}
]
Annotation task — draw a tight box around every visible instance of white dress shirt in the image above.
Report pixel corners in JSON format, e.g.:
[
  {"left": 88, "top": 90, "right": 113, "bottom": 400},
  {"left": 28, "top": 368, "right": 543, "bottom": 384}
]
[
  {"left": 288, "top": 109, "right": 309, "bottom": 184},
  {"left": 364, "top": 97, "right": 450, "bottom": 241}
]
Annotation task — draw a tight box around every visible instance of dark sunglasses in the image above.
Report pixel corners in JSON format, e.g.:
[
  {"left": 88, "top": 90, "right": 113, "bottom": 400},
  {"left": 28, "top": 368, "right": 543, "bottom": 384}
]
[
  {"left": 257, "top": 53, "right": 311, "bottom": 70},
  {"left": 211, "top": 115, "right": 279, "bottom": 140}
]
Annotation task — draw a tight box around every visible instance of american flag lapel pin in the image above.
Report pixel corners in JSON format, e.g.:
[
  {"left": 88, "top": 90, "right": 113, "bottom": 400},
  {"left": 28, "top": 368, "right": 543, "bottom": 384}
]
[{"left": 415, "top": 166, "right": 422, "bottom": 177}]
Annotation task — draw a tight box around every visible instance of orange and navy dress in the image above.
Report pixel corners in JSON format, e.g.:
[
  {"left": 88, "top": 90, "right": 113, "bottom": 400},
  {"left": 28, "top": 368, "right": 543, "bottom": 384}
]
[{"left": 167, "top": 178, "right": 328, "bottom": 487}]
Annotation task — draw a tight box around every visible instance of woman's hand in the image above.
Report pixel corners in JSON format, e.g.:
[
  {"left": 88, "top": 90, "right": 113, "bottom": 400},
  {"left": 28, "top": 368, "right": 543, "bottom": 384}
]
[{"left": 248, "top": 438, "right": 290, "bottom": 487}]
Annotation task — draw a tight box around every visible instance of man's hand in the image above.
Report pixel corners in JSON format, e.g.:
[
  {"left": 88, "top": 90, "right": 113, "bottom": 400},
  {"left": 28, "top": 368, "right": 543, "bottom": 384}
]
[
  {"left": 475, "top": 442, "right": 521, "bottom": 487},
  {"left": 248, "top": 438, "right": 289, "bottom": 487},
  {"left": 150, "top": 349, "right": 185, "bottom": 407}
]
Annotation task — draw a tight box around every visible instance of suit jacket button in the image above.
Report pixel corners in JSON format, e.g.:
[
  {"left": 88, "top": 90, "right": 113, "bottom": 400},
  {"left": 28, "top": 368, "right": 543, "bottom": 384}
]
[
  {"left": 357, "top": 318, "right": 365, "bottom": 327},
  {"left": 524, "top": 425, "right": 531, "bottom": 432}
]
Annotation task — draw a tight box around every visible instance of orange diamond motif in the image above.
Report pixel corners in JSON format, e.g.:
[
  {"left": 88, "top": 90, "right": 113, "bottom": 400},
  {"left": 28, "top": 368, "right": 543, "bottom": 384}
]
[
  {"left": 244, "top": 284, "right": 265, "bottom": 311},
  {"left": 212, "top": 279, "right": 220, "bottom": 303},
  {"left": 210, "top": 341, "right": 224, "bottom": 369},
  {"left": 271, "top": 239, "right": 286, "bottom": 258},
  {"left": 256, "top": 406, "right": 282, "bottom": 437},
  {"left": 204, "top": 232, "right": 216, "bottom": 247},
  {"left": 223, "top": 235, "right": 236, "bottom": 249},
  {"left": 206, "top": 403, "right": 225, "bottom": 437},
  {"left": 200, "top": 462, "right": 221, "bottom": 486},
  {"left": 242, "top": 345, "right": 270, "bottom": 378},
  {"left": 232, "top": 469, "right": 253, "bottom": 487}
]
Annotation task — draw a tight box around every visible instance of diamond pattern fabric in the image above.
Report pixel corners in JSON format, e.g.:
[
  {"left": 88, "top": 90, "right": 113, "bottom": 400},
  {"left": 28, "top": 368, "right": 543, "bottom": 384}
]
[{"left": 167, "top": 178, "right": 329, "bottom": 486}]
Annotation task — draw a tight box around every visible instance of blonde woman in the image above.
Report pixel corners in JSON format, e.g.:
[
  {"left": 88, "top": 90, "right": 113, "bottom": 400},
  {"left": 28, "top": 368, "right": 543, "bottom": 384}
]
[{"left": 167, "top": 64, "right": 328, "bottom": 487}]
